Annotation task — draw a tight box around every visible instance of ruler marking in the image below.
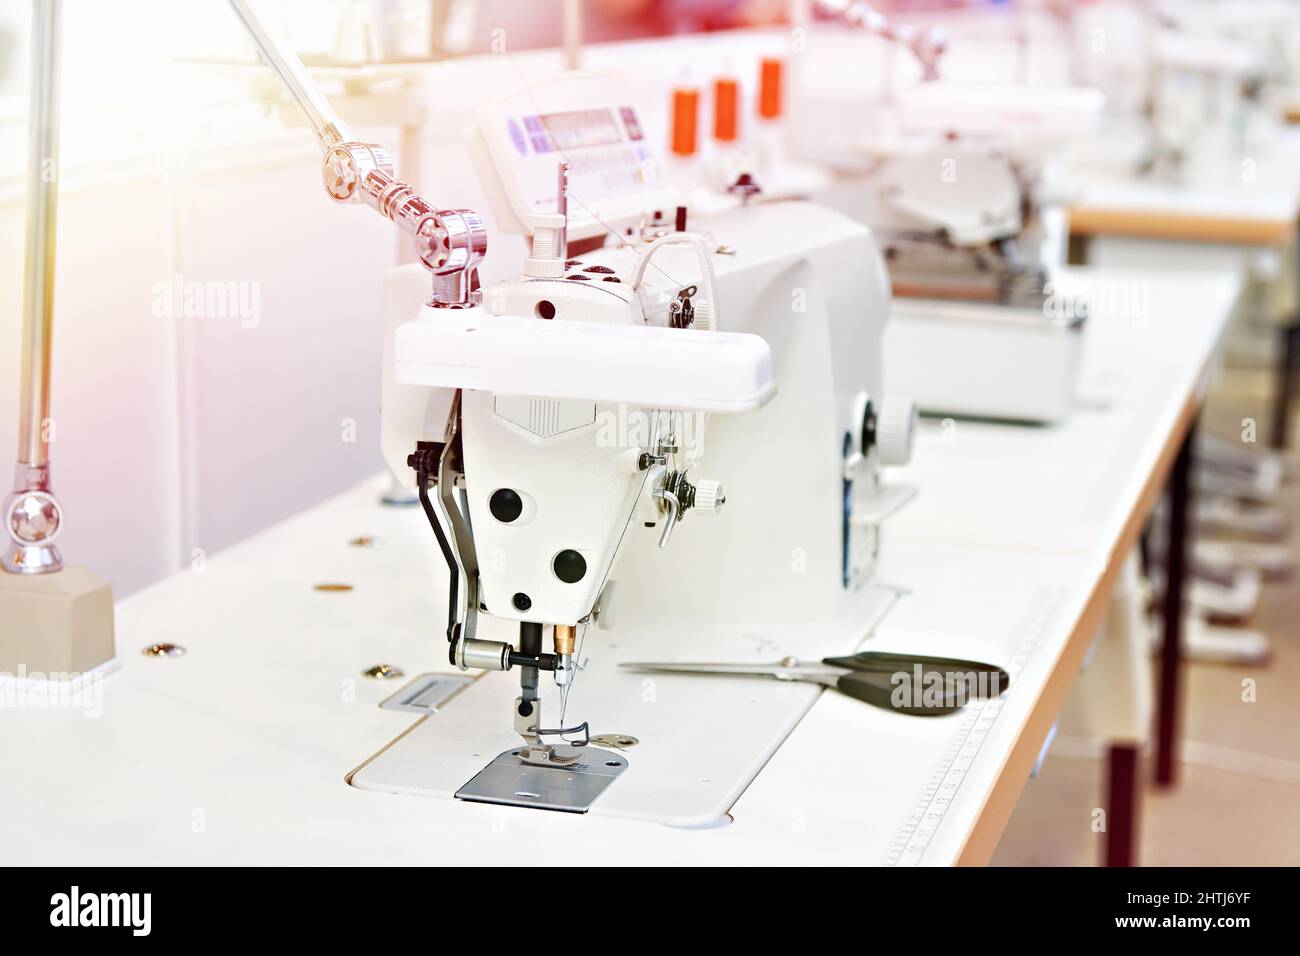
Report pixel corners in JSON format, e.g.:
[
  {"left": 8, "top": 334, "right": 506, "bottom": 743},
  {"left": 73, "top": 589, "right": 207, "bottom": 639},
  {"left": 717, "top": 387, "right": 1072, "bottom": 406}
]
[{"left": 882, "top": 589, "right": 1064, "bottom": 866}]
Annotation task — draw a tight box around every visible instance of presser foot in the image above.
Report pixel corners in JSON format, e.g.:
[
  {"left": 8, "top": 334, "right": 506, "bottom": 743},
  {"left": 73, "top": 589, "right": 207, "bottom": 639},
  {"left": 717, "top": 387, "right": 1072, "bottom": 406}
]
[
  {"left": 518, "top": 742, "right": 584, "bottom": 767},
  {"left": 512, "top": 694, "right": 591, "bottom": 766}
]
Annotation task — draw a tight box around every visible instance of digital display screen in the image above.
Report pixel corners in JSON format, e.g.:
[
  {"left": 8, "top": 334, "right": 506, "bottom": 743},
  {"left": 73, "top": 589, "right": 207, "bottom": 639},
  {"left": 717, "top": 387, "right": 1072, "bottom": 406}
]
[{"left": 538, "top": 108, "right": 623, "bottom": 150}]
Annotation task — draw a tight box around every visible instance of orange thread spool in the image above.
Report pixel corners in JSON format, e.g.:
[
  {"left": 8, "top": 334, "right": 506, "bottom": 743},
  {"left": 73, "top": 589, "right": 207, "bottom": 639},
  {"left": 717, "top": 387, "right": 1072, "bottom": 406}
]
[
  {"left": 759, "top": 57, "right": 783, "bottom": 120},
  {"left": 671, "top": 87, "right": 700, "bottom": 157},
  {"left": 714, "top": 77, "right": 740, "bottom": 143}
]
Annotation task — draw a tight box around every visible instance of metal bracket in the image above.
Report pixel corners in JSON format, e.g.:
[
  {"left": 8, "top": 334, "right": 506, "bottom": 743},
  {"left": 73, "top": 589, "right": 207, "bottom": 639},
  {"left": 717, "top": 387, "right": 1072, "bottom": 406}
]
[
  {"left": 436, "top": 392, "right": 481, "bottom": 649},
  {"left": 378, "top": 673, "right": 476, "bottom": 714}
]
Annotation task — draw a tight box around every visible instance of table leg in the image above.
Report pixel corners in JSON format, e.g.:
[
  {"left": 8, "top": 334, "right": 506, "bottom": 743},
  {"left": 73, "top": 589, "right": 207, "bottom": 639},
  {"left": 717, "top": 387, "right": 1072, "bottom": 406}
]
[
  {"left": 1104, "top": 743, "right": 1139, "bottom": 867},
  {"left": 1155, "top": 420, "right": 1196, "bottom": 787},
  {"left": 1270, "top": 321, "right": 1298, "bottom": 449}
]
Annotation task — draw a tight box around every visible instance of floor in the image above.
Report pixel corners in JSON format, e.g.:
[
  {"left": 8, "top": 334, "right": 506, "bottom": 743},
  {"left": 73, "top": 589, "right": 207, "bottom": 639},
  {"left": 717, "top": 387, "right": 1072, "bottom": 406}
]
[{"left": 991, "top": 362, "right": 1300, "bottom": 867}]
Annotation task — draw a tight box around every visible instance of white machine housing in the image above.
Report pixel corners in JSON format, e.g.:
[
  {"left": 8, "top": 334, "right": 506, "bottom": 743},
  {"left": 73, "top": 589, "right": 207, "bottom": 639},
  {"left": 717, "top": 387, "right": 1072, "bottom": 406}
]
[
  {"left": 472, "top": 72, "right": 913, "bottom": 623},
  {"left": 361, "top": 72, "right": 911, "bottom": 824},
  {"left": 385, "top": 305, "right": 773, "bottom": 626}
]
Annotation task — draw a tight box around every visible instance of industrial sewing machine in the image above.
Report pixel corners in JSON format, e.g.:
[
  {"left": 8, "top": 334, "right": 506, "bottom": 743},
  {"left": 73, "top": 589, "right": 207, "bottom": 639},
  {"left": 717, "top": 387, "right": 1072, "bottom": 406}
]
[
  {"left": 794, "top": 2, "right": 1102, "bottom": 423},
  {"left": 1136, "top": 2, "right": 1268, "bottom": 179},
  {"left": 350, "top": 72, "right": 916, "bottom": 821},
  {"left": 864, "top": 83, "right": 1103, "bottom": 425}
]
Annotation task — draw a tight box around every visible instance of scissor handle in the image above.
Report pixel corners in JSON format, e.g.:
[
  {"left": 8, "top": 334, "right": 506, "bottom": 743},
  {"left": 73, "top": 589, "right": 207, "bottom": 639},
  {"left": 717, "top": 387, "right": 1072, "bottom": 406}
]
[
  {"left": 825, "top": 653, "right": 1010, "bottom": 716},
  {"left": 829, "top": 671, "right": 956, "bottom": 715}
]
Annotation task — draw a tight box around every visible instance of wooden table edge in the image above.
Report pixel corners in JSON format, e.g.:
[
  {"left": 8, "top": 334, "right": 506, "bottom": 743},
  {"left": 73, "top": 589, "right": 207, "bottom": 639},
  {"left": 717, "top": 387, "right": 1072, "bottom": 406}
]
[
  {"left": 950, "top": 382, "right": 1205, "bottom": 867},
  {"left": 1068, "top": 207, "right": 1295, "bottom": 246}
]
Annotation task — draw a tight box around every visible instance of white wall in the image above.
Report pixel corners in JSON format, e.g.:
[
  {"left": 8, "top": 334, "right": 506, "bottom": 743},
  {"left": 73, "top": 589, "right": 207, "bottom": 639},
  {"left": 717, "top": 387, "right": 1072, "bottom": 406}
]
[{"left": 0, "top": 0, "right": 398, "bottom": 596}]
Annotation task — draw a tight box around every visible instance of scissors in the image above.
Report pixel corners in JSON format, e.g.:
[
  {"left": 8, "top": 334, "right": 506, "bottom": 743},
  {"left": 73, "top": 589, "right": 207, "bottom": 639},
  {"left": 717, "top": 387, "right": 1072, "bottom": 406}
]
[{"left": 619, "top": 651, "right": 1010, "bottom": 716}]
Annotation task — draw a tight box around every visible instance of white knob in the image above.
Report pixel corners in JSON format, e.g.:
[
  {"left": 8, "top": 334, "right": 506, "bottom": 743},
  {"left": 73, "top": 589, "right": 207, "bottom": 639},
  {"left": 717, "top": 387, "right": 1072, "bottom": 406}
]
[
  {"left": 691, "top": 299, "right": 714, "bottom": 331},
  {"left": 692, "top": 479, "right": 725, "bottom": 516},
  {"left": 876, "top": 397, "right": 917, "bottom": 467}
]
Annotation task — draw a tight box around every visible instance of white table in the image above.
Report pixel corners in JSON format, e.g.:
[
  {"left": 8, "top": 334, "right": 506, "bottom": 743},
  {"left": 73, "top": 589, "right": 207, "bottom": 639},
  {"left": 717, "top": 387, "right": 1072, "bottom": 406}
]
[
  {"left": 0, "top": 269, "right": 1239, "bottom": 866},
  {"left": 1066, "top": 127, "right": 1300, "bottom": 450}
]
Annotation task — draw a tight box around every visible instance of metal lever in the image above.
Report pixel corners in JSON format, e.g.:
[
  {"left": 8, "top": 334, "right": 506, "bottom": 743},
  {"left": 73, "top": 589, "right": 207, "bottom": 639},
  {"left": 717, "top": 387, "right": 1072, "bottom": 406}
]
[
  {"left": 650, "top": 467, "right": 725, "bottom": 549},
  {"left": 228, "top": 0, "right": 353, "bottom": 148},
  {"left": 655, "top": 488, "right": 681, "bottom": 549},
  {"left": 226, "top": 0, "right": 486, "bottom": 307}
]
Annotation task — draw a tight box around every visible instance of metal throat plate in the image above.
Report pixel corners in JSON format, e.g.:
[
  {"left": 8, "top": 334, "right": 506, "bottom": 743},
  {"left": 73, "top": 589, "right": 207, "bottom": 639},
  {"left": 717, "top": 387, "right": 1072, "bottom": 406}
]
[
  {"left": 379, "top": 672, "right": 476, "bottom": 714},
  {"left": 455, "top": 746, "right": 628, "bottom": 813}
]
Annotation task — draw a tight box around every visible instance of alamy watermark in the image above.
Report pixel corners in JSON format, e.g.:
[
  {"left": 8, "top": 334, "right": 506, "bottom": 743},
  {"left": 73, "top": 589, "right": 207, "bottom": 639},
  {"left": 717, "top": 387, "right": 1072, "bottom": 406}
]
[
  {"left": 595, "top": 406, "right": 709, "bottom": 452},
  {"left": 1044, "top": 278, "right": 1152, "bottom": 324},
  {"left": 50, "top": 886, "right": 151, "bottom": 936},
  {"left": 0, "top": 665, "right": 103, "bottom": 718},
  {"left": 152, "top": 273, "right": 261, "bottom": 329},
  {"left": 890, "top": 664, "right": 1003, "bottom": 711}
]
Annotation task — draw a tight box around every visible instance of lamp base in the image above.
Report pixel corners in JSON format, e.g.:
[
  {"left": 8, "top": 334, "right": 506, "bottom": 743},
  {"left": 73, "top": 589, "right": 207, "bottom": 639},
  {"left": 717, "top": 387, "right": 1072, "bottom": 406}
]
[{"left": 0, "top": 564, "right": 115, "bottom": 676}]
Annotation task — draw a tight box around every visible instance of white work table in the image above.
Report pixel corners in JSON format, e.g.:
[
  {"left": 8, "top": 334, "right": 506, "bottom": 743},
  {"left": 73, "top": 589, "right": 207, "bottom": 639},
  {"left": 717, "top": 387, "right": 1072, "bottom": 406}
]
[
  {"left": 890, "top": 268, "right": 1234, "bottom": 558},
  {"left": 0, "top": 269, "right": 1239, "bottom": 866},
  {"left": 1065, "top": 121, "right": 1300, "bottom": 457},
  {"left": 1066, "top": 126, "right": 1300, "bottom": 247}
]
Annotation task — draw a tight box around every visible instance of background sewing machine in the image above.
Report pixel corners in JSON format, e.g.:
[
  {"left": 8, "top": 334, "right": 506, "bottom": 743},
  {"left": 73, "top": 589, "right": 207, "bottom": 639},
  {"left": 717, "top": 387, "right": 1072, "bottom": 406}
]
[
  {"left": 1137, "top": 1, "right": 1270, "bottom": 181},
  {"left": 350, "top": 71, "right": 917, "bottom": 822},
  {"left": 813, "top": 79, "right": 1103, "bottom": 424},
  {"left": 1058, "top": 2, "right": 1297, "bottom": 661}
]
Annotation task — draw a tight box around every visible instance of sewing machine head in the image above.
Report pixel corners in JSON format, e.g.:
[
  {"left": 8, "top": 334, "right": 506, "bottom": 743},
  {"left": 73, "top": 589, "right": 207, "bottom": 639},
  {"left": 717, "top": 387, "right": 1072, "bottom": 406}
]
[
  {"left": 1139, "top": 8, "right": 1268, "bottom": 179},
  {"left": 464, "top": 71, "right": 913, "bottom": 621},
  {"left": 377, "top": 71, "right": 912, "bottom": 809},
  {"left": 860, "top": 82, "right": 1102, "bottom": 308},
  {"left": 376, "top": 71, "right": 783, "bottom": 774}
]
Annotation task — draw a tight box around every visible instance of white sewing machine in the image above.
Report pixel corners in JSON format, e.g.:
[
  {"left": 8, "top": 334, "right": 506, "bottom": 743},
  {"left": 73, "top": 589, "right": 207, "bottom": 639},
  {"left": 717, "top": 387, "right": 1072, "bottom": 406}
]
[
  {"left": 825, "top": 81, "right": 1103, "bottom": 424},
  {"left": 1139, "top": 3, "right": 1267, "bottom": 178},
  {"left": 350, "top": 72, "right": 915, "bottom": 823}
]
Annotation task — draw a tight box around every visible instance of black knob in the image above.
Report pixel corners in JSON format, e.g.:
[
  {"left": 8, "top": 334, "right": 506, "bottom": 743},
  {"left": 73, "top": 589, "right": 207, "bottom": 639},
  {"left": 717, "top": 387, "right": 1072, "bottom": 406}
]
[
  {"left": 553, "top": 549, "right": 587, "bottom": 584},
  {"left": 490, "top": 488, "right": 524, "bottom": 523}
]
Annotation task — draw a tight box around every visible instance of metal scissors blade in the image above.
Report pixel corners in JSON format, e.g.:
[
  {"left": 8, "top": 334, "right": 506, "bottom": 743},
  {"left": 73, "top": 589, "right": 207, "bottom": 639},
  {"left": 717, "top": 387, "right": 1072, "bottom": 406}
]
[
  {"left": 618, "top": 658, "right": 842, "bottom": 683},
  {"left": 619, "top": 652, "right": 1009, "bottom": 716}
]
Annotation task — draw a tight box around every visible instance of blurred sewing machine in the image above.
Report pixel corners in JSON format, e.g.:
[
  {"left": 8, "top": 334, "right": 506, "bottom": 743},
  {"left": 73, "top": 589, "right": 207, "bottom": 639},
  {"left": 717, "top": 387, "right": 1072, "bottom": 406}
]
[
  {"left": 1136, "top": 1, "right": 1272, "bottom": 180},
  {"left": 824, "top": 79, "right": 1103, "bottom": 424},
  {"left": 884, "top": 86, "right": 1102, "bottom": 425},
  {"left": 784, "top": 2, "right": 1103, "bottom": 424},
  {"left": 1055, "top": 2, "right": 1296, "bottom": 658}
]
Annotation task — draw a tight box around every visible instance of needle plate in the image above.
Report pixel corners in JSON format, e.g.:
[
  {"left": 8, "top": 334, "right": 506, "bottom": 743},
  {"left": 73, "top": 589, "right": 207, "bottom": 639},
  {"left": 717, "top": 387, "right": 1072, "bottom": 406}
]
[{"left": 455, "top": 746, "right": 628, "bottom": 813}]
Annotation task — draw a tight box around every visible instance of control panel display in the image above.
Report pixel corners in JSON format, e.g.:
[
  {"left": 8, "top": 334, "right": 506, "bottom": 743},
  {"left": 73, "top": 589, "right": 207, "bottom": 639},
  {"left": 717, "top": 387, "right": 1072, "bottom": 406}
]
[
  {"left": 539, "top": 108, "right": 622, "bottom": 150},
  {"left": 479, "top": 75, "right": 678, "bottom": 240},
  {"left": 503, "top": 104, "right": 657, "bottom": 213}
]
